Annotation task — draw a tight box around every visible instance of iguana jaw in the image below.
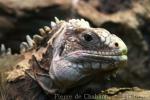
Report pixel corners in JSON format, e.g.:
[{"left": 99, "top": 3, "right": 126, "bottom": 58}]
[{"left": 64, "top": 49, "right": 127, "bottom": 62}]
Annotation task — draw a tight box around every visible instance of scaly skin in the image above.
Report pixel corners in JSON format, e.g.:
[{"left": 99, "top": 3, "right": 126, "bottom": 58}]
[{"left": 0, "top": 18, "right": 127, "bottom": 99}]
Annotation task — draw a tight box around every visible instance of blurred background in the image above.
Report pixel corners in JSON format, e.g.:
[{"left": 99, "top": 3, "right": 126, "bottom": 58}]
[{"left": 0, "top": 0, "right": 150, "bottom": 90}]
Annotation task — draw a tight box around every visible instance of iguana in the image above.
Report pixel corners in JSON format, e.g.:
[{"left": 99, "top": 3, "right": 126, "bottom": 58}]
[{"left": 0, "top": 18, "right": 127, "bottom": 100}]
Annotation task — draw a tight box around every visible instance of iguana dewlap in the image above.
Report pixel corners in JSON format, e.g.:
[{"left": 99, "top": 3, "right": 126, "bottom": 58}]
[{"left": 1, "top": 18, "right": 127, "bottom": 95}]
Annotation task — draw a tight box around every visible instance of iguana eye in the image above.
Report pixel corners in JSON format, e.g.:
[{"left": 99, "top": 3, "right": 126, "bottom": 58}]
[{"left": 83, "top": 34, "right": 93, "bottom": 42}]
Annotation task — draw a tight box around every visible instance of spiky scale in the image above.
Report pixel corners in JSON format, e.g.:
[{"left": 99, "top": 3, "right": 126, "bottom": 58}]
[
  {"left": 44, "top": 26, "right": 51, "bottom": 33},
  {"left": 20, "top": 42, "right": 29, "bottom": 53},
  {"left": 7, "top": 48, "right": 12, "bottom": 55},
  {"left": 0, "top": 44, "right": 6, "bottom": 55},
  {"left": 54, "top": 17, "right": 60, "bottom": 23},
  {"left": 50, "top": 21, "right": 56, "bottom": 28},
  {"left": 33, "top": 35, "right": 43, "bottom": 44},
  {"left": 47, "top": 23, "right": 66, "bottom": 45},
  {"left": 39, "top": 28, "right": 46, "bottom": 36},
  {"left": 26, "top": 35, "right": 35, "bottom": 48}
]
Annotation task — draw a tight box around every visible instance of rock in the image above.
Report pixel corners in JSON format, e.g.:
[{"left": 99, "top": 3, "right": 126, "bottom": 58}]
[{"left": 97, "top": 87, "right": 150, "bottom": 100}]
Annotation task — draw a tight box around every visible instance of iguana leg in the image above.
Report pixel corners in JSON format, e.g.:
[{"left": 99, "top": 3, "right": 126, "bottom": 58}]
[
  {"left": 26, "top": 55, "right": 58, "bottom": 94},
  {"left": 31, "top": 55, "right": 48, "bottom": 72},
  {"left": 34, "top": 73, "right": 58, "bottom": 94}
]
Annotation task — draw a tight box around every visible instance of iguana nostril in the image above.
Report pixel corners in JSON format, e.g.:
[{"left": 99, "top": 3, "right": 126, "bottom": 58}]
[{"left": 115, "top": 42, "right": 119, "bottom": 47}]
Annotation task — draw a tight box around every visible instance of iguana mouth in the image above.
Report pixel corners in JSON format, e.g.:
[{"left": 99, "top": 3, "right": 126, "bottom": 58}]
[
  {"left": 64, "top": 50, "right": 127, "bottom": 62},
  {"left": 71, "top": 49, "right": 127, "bottom": 56}
]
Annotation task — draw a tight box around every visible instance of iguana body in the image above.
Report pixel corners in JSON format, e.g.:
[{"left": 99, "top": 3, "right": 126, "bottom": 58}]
[{"left": 0, "top": 18, "right": 127, "bottom": 100}]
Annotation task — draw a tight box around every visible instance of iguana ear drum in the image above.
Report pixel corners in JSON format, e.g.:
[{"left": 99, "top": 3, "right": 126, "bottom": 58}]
[{"left": 59, "top": 45, "right": 65, "bottom": 56}]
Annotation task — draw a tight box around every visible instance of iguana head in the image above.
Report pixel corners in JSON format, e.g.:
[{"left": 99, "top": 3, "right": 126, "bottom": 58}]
[{"left": 49, "top": 19, "right": 127, "bottom": 89}]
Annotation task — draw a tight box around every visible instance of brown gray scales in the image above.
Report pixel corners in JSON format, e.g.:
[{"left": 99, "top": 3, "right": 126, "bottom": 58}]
[{"left": 0, "top": 18, "right": 127, "bottom": 100}]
